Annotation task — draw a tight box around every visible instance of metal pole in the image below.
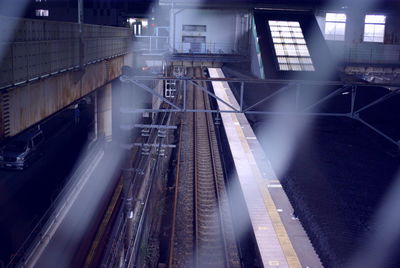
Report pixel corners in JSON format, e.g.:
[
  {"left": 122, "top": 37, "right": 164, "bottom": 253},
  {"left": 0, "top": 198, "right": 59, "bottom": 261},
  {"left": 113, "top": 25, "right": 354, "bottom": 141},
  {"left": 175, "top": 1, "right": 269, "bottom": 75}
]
[
  {"left": 93, "top": 91, "right": 98, "bottom": 141},
  {"left": 150, "top": 36, "right": 152, "bottom": 52},
  {"left": 357, "top": 117, "right": 400, "bottom": 148},
  {"left": 78, "top": 0, "right": 84, "bottom": 69},
  {"left": 240, "top": 82, "right": 244, "bottom": 112},
  {"left": 295, "top": 84, "right": 300, "bottom": 111},
  {"left": 355, "top": 89, "right": 399, "bottom": 114},
  {"left": 183, "top": 80, "right": 187, "bottom": 111},
  {"left": 171, "top": 4, "right": 175, "bottom": 52},
  {"left": 350, "top": 85, "right": 357, "bottom": 117},
  {"left": 155, "top": 28, "right": 159, "bottom": 50},
  {"left": 302, "top": 86, "right": 348, "bottom": 112},
  {"left": 78, "top": 0, "right": 83, "bottom": 25}
]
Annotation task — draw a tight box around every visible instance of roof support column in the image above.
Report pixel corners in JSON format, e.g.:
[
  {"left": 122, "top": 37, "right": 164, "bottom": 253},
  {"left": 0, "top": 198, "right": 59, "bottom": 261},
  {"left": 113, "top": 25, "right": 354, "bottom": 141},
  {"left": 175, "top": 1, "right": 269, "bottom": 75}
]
[{"left": 96, "top": 83, "right": 113, "bottom": 142}]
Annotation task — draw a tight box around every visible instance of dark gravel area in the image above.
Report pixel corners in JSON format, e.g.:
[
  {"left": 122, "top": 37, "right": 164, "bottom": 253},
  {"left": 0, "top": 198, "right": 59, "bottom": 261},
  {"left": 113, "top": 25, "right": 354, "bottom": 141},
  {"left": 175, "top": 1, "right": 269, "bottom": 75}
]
[
  {"left": 223, "top": 61, "right": 400, "bottom": 267},
  {"left": 255, "top": 114, "right": 400, "bottom": 268}
]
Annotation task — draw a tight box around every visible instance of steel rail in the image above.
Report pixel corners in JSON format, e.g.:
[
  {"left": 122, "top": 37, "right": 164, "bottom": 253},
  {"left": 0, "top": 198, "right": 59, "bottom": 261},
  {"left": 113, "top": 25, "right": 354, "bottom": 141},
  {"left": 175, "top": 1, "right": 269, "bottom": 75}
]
[
  {"left": 167, "top": 120, "right": 183, "bottom": 268},
  {"left": 193, "top": 73, "right": 200, "bottom": 268},
  {"left": 202, "top": 79, "right": 231, "bottom": 268},
  {"left": 193, "top": 67, "right": 230, "bottom": 268}
]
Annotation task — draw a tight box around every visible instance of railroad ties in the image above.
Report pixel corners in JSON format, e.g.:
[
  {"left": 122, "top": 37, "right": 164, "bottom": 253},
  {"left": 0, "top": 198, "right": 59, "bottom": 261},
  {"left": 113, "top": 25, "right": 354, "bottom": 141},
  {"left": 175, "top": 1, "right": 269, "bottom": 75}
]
[{"left": 170, "top": 67, "right": 240, "bottom": 268}]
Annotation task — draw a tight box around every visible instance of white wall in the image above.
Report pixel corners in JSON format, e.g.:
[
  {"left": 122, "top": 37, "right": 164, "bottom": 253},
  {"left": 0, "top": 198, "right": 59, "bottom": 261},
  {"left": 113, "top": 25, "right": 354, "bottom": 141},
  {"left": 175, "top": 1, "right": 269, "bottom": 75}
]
[{"left": 171, "top": 8, "right": 242, "bottom": 54}]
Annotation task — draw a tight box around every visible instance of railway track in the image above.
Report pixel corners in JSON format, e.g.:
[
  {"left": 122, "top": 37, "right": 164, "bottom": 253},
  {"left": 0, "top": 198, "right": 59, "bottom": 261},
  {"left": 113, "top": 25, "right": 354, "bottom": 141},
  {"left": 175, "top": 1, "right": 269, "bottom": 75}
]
[{"left": 169, "top": 67, "right": 240, "bottom": 268}]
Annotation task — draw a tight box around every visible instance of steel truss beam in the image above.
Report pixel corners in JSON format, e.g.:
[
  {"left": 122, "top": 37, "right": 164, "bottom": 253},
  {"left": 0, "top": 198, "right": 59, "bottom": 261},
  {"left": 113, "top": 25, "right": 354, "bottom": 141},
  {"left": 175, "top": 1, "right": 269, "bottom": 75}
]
[
  {"left": 120, "top": 75, "right": 400, "bottom": 148},
  {"left": 121, "top": 143, "right": 176, "bottom": 150},
  {"left": 128, "top": 75, "right": 400, "bottom": 87},
  {"left": 243, "top": 84, "right": 293, "bottom": 112},
  {"left": 189, "top": 80, "right": 239, "bottom": 112},
  {"left": 120, "top": 76, "right": 181, "bottom": 110},
  {"left": 120, "top": 124, "right": 177, "bottom": 130}
]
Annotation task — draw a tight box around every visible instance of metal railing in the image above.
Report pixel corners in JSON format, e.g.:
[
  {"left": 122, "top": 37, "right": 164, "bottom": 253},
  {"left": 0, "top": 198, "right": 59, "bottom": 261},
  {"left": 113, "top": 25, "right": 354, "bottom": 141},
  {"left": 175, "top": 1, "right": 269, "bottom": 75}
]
[
  {"left": 131, "top": 37, "right": 243, "bottom": 56},
  {"left": 173, "top": 42, "right": 239, "bottom": 54},
  {"left": 327, "top": 42, "right": 400, "bottom": 65},
  {"left": 132, "top": 35, "right": 169, "bottom": 53},
  {"left": 0, "top": 16, "right": 132, "bottom": 89}
]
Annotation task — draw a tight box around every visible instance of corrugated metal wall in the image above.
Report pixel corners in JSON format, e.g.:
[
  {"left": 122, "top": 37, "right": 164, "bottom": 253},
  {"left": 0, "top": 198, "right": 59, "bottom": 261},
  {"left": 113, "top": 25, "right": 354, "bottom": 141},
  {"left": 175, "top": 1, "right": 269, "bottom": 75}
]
[
  {"left": 0, "top": 16, "right": 132, "bottom": 139},
  {"left": 0, "top": 90, "right": 10, "bottom": 138},
  {"left": 0, "top": 16, "right": 131, "bottom": 89},
  {"left": 2, "top": 53, "right": 126, "bottom": 139}
]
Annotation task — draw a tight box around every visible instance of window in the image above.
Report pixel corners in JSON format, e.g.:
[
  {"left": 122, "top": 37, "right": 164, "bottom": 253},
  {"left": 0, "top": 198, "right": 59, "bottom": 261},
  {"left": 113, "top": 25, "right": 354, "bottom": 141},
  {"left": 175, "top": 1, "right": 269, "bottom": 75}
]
[
  {"left": 182, "top": 36, "right": 206, "bottom": 43},
  {"left": 35, "top": 9, "right": 49, "bottom": 16},
  {"left": 5, "top": 141, "right": 28, "bottom": 153},
  {"left": 133, "top": 23, "right": 142, "bottom": 36},
  {"left": 182, "top": 25, "right": 207, "bottom": 32},
  {"left": 363, "top": 15, "right": 386, "bottom": 43},
  {"left": 268, "top": 20, "right": 315, "bottom": 71},
  {"left": 324, "top": 13, "right": 346, "bottom": 41}
]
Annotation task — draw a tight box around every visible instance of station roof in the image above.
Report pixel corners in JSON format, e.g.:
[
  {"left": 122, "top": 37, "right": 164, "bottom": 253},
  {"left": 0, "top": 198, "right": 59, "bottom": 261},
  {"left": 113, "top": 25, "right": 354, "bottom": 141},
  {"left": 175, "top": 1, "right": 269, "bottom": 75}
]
[{"left": 159, "top": 0, "right": 399, "bottom": 11}]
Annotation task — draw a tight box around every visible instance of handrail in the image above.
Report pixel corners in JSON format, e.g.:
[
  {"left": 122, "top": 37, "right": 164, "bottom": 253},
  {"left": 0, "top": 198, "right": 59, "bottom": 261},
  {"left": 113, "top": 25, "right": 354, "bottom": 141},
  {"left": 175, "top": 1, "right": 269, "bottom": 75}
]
[
  {"left": 173, "top": 41, "right": 241, "bottom": 54},
  {"left": 327, "top": 42, "right": 400, "bottom": 66},
  {"left": 132, "top": 35, "right": 170, "bottom": 53}
]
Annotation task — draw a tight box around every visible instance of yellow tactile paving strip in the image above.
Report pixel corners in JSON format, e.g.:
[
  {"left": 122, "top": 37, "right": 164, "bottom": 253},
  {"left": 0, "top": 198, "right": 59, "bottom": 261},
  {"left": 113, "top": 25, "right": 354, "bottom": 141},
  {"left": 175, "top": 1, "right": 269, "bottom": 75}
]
[
  {"left": 209, "top": 68, "right": 301, "bottom": 268},
  {"left": 233, "top": 116, "right": 301, "bottom": 268}
]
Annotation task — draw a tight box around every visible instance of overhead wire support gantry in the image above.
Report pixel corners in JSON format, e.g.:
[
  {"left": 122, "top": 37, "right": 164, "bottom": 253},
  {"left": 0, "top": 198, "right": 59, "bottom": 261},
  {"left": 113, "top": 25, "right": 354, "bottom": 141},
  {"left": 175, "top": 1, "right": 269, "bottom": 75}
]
[{"left": 120, "top": 74, "right": 400, "bottom": 148}]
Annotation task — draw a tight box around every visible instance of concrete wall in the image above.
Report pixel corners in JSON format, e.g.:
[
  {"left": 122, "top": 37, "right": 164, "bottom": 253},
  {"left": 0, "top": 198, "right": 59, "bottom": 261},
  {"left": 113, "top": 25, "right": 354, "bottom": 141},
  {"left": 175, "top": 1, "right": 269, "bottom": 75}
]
[
  {"left": 0, "top": 54, "right": 130, "bottom": 139},
  {"left": 315, "top": 11, "right": 400, "bottom": 65},
  {"left": 171, "top": 8, "right": 246, "bottom": 54}
]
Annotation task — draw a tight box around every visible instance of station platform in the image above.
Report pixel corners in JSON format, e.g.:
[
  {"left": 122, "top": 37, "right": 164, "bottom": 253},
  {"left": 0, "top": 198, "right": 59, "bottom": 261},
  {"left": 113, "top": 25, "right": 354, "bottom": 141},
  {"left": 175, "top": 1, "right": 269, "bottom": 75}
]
[{"left": 208, "top": 68, "right": 322, "bottom": 268}]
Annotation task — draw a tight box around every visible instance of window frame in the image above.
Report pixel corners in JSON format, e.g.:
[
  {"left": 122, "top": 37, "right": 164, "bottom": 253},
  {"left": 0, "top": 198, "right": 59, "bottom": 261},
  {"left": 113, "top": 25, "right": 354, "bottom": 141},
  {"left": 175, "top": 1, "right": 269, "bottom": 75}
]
[
  {"left": 268, "top": 20, "right": 315, "bottom": 72},
  {"left": 182, "top": 36, "right": 206, "bottom": 43},
  {"left": 324, "top": 12, "right": 347, "bottom": 41},
  {"left": 363, "top": 14, "right": 386, "bottom": 43},
  {"left": 182, "top": 25, "right": 207, "bottom": 32},
  {"left": 35, "top": 9, "right": 49, "bottom": 17}
]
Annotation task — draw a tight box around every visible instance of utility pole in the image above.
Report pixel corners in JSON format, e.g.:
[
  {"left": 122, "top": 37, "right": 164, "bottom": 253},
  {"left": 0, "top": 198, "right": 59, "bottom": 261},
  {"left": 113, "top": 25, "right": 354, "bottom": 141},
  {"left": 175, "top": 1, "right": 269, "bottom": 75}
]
[{"left": 78, "top": 0, "right": 84, "bottom": 69}]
